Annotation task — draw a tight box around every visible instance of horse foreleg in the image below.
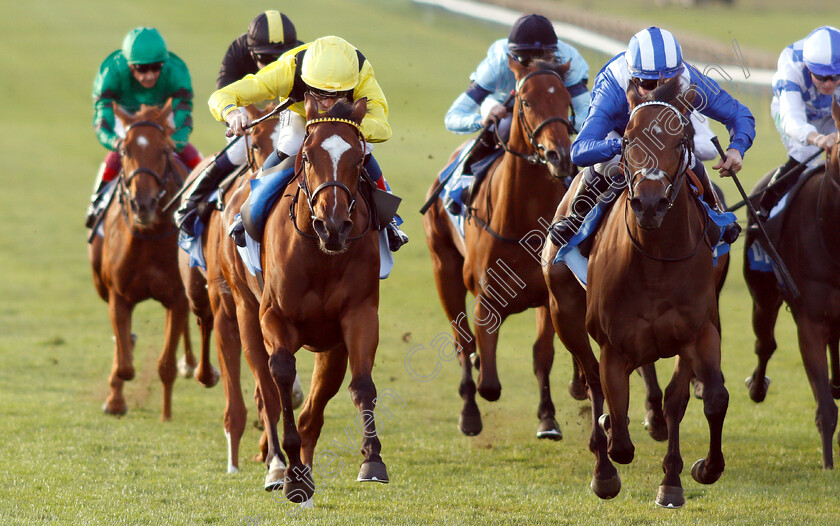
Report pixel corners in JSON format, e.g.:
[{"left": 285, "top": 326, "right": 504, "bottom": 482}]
[
  {"left": 158, "top": 296, "right": 188, "bottom": 421},
  {"left": 657, "top": 355, "right": 692, "bottom": 509},
  {"left": 425, "top": 231, "right": 479, "bottom": 435},
  {"left": 546, "top": 288, "right": 618, "bottom": 499},
  {"left": 599, "top": 347, "right": 634, "bottom": 465},
  {"left": 637, "top": 364, "right": 667, "bottom": 441},
  {"left": 298, "top": 345, "right": 349, "bottom": 468},
  {"left": 213, "top": 295, "right": 246, "bottom": 473},
  {"left": 687, "top": 324, "right": 728, "bottom": 487},
  {"left": 795, "top": 316, "right": 837, "bottom": 469},
  {"left": 533, "top": 306, "right": 561, "bottom": 440},
  {"left": 104, "top": 293, "right": 134, "bottom": 416},
  {"left": 569, "top": 358, "right": 588, "bottom": 401},
  {"left": 342, "top": 304, "right": 388, "bottom": 485},
  {"left": 745, "top": 268, "right": 783, "bottom": 402},
  {"left": 474, "top": 296, "right": 504, "bottom": 402}
]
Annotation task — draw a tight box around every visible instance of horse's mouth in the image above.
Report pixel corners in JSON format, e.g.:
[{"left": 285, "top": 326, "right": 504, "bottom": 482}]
[{"left": 318, "top": 239, "right": 349, "bottom": 255}]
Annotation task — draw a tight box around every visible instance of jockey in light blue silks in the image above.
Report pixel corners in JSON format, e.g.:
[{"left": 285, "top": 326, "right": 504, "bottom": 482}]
[
  {"left": 441, "top": 14, "right": 591, "bottom": 213},
  {"left": 756, "top": 26, "right": 840, "bottom": 220},
  {"left": 548, "top": 26, "right": 756, "bottom": 248}
]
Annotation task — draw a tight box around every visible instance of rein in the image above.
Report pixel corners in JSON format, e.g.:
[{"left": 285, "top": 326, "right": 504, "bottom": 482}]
[
  {"left": 287, "top": 117, "right": 373, "bottom": 242},
  {"left": 620, "top": 101, "right": 711, "bottom": 262},
  {"left": 117, "top": 120, "right": 179, "bottom": 239}
]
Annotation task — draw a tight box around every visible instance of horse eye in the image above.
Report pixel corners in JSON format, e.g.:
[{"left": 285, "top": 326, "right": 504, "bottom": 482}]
[{"left": 522, "top": 100, "right": 531, "bottom": 109}]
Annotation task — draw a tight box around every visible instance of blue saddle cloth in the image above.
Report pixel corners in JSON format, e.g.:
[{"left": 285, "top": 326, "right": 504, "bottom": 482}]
[
  {"left": 553, "top": 191, "right": 737, "bottom": 288},
  {"left": 248, "top": 164, "right": 298, "bottom": 237}
]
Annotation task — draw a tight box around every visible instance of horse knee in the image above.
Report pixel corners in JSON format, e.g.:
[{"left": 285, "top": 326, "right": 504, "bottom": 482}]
[{"left": 268, "top": 351, "right": 296, "bottom": 387}]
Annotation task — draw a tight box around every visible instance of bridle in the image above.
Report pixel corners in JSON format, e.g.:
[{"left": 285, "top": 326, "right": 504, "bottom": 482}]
[
  {"left": 288, "top": 116, "right": 373, "bottom": 241},
  {"left": 620, "top": 101, "right": 711, "bottom": 262},
  {"left": 496, "top": 68, "right": 575, "bottom": 167},
  {"left": 117, "top": 120, "right": 177, "bottom": 238}
]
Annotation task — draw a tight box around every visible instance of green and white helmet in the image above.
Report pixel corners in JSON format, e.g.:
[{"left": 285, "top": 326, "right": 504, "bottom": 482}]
[{"left": 122, "top": 27, "right": 168, "bottom": 65}]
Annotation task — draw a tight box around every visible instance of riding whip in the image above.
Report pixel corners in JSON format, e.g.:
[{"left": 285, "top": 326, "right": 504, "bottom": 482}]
[
  {"left": 419, "top": 91, "right": 515, "bottom": 215},
  {"left": 163, "top": 98, "right": 295, "bottom": 213},
  {"left": 727, "top": 149, "right": 823, "bottom": 212},
  {"left": 711, "top": 136, "right": 800, "bottom": 299}
]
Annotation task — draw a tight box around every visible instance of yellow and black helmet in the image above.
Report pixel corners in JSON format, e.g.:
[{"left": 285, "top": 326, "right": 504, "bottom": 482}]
[{"left": 247, "top": 11, "right": 299, "bottom": 55}]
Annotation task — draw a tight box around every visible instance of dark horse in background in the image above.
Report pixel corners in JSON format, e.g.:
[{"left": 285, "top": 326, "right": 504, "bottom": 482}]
[
  {"left": 423, "top": 57, "right": 577, "bottom": 440},
  {"left": 543, "top": 76, "right": 730, "bottom": 507},
  {"left": 745, "top": 98, "right": 840, "bottom": 469},
  {"left": 178, "top": 103, "right": 303, "bottom": 474},
  {"left": 220, "top": 95, "right": 388, "bottom": 504},
  {"left": 89, "top": 101, "right": 198, "bottom": 420}
]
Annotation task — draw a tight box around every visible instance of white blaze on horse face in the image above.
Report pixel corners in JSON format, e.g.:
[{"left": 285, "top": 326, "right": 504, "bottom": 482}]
[
  {"left": 136, "top": 135, "right": 149, "bottom": 148},
  {"left": 320, "top": 134, "right": 353, "bottom": 214},
  {"left": 547, "top": 86, "right": 555, "bottom": 94}
]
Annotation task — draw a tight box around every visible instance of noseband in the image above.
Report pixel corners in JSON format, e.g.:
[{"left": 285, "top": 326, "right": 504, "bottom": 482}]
[
  {"left": 621, "top": 101, "right": 693, "bottom": 210},
  {"left": 289, "top": 117, "right": 373, "bottom": 241},
  {"left": 499, "top": 69, "right": 575, "bottom": 166}
]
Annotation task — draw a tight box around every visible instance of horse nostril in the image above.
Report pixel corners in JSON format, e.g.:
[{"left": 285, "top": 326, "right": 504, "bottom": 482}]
[
  {"left": 312, "top": 219, "right": 327, "bottom": 237},
  {"left": 339, "top": 220, "right": 353, "bottom": 238},
  {"left": 630, "top": 198, "right": 644, "bottom": 215},
  {"left": 545, "top": 150, "right": 560, "bottom": 165},
  {"left": 655, "top": 198, "right": 671, "bottom": 215}
]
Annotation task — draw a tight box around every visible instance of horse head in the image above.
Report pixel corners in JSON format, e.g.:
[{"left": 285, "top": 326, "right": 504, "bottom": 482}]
[
  {"left": 300, "top": 93, "right": 367, "bottom": 253},
  {"left": 245, "top": 103, "right": 281, "bottom": 168},
  {"left": 508, "top": 57, "right": 574, "bottom": 177},
  {"left": 113, "top": 100, "right": 176, "bottom": 227},
  {"left": 623, "top": 75, "right": 695, "bottom": 230}
]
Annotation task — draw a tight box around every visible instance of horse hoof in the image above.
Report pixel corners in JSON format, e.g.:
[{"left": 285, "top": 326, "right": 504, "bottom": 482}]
[
  {"left": 745, "top": 375, "right": 771, "bottom": 403},
  {"left": 691, "top": 458, "right": 722, "bottom": 485},
  {"left": 569, "top": 378, "right": 588, "bottom": 401},
  {"left": 284, "top": 479, "right": 314, "bottom": 503},
  {"left": 469, "top": 352, "right": 480, "bottom": 370},
  {"left": 102, "top": 401, "right": 127, "bottom": 416},
  {"left": 459, "top": 411, "right": 483, "bottom": 436},
  {"left": 263, "top": 457, "right": 287, "bottom": 491},
  {"left": 177, "top": 356, "right": 196, "bottom": 378},
  {"left": 536, "top": 418, "right": 563, "bottom": 440},
  {"left": 643, "top": 410, "right": 668, "bottom": 442},
  {"left": 590, "top": 473, "right": 621, "bottom": 500},
  {"left": 357, "top": 460, "right": 389, "bottom": 483},
  {"left": 655, "top": 485, "right": 685, "bottom": 509},
  {"left": 195, "top": 366, "right": 220, "bottom": 388}
]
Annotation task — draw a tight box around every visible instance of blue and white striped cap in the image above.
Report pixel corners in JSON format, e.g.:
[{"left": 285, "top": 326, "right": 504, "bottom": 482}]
[
  {"left": 803, "top": 26, "right": 840, "bottom": 77},
  {"left": 626, "top": 27, "right": 684, "bottom": 80}
]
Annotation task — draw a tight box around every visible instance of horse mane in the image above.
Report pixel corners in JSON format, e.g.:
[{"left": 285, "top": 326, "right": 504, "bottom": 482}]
[
  {"left": 630, "top": 77, "right": 696, "bottom": 151},
  {"left": 319, "top": 99, "right": 361, "bottom": 122},
  {"left": 131, "top": 104, "right": 176, "bottom": 145},
  {"left": 530, "top": 58, "right": 568, "bottom": 81}
]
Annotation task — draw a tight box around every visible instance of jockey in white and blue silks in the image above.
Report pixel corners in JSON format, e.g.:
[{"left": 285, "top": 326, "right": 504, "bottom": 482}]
[
  {"left": 548, "top": 26, "right": 755, "bottom": 248},
  {"left": 756, "top": 26, "right": 840, "bottom": 219},
  {"left": 441, "top": 14, "right": 590, "bottom": 214}
]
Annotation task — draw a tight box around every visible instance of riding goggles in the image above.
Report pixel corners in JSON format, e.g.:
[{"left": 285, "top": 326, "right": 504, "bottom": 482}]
[{"left": 131, "top": 62, "right": 163, "bottom": 74}]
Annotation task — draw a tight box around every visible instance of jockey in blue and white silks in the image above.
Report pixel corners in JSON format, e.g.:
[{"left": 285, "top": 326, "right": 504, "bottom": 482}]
[
  {"left": 756, "top": 26, "right": 840, "bottom": 219},
  {"left": 548, "top": 26, "right": 755, "bottom": 248},
  {"left": 444, "top": 15, "right": 590, "bottom": 136}
]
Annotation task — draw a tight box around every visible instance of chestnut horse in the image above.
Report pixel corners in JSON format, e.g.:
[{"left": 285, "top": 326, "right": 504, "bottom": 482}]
[
  {"left": 89, "top": 102, "right": 194, "bottom": 420},
  {"left": 220, "top": 95, "right": 386, "bottom": 503},
  {"left": 423, "top": 58, "right": 576, "bottom": 439},
  {"left": 543, "top": 77, "right": 729, "bottom": 507},
  {"left": 744, "top": 99, "right": 840, "bottom": 469},
  {"left": 178, "top": 103, "right": 302, "bottom": 474}
]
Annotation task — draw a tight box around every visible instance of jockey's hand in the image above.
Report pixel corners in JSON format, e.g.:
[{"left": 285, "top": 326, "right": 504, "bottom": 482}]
[
  {"left": 481, "top": 103, "right": 507, "bottom": 127},
  {"left": 712, "top": 148, "right": 743, "bottom": 177},
  {"left": 811, "top": 132, "right": 838, "bottom": 151},
  {"left": 225, "top": 109, "right": 252, "bottom": 136}
]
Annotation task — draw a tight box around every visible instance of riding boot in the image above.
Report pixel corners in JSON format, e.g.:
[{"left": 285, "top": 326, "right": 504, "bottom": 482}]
[
  {"left": 175, "top": 160, "right": 230, "bottom": 236},
  {"left": 694, "top": 161, "right": 741, "bottom": 244},
  {"left": 85, "top": 163, "right": 109, "bottom": 228},
  {"left": 386, "top": 219, "right": 409, "bottom": 251},
  {"left": 548, "top": 169, "right": 618, "bottom": 248},
  {"left": 459, "top": 130, "right": 501, "bottom": 206},
  {"left": 755, "top": 157, "right": 804, "bottom": 223}
]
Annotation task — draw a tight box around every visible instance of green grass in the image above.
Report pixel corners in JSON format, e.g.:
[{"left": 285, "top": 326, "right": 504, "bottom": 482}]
[{"left": 1, "top": 0, "right": 839, "bottom": 524}]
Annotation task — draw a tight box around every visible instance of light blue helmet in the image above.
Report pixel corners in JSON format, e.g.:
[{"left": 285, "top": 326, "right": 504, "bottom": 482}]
[
  {"left": 803, "top": 26, "right": 840, "bottom": 77},
  {"left": 626, "top": 27, "right": 683, "bottom": 80}
]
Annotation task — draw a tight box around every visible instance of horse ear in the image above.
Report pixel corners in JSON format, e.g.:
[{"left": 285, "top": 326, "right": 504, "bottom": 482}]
[
  {"left": 304, "top": 92, "right": 319, "bottom": 120},
  {"left": 351, "top": 97, "right": 367, "bottom": 124},
  {"left": 113, "top": 102, "right": 133, "bottom": 126},
  {"left": 626, "top": 81, "right": 643, "bottom": 109},
  {"left": 159, "top": 98, "right": 173, "bottom": 122},
  {"left": 557, "top": 59, "right": 571, "bottom": 77},
  {"left": 508, "top": 54, "right": 526, "bottom": 79}
]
